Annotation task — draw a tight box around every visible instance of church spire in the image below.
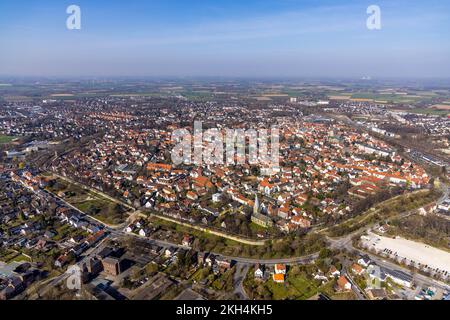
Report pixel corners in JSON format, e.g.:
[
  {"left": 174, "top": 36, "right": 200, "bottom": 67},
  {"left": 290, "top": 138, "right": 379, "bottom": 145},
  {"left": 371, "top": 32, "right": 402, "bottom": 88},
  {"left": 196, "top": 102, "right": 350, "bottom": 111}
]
[{"left": 253, "top": 194, "right": 260, "bottom": 215}]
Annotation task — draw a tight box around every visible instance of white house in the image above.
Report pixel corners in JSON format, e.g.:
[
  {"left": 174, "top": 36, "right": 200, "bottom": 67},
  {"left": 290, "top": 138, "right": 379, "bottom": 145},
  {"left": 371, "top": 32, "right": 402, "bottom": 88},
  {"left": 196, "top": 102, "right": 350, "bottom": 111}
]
[
  {"left": 254, "top": 264, "right": 265, "bottom": 279},
  {"left": 358, "top": 256, "right": 372, "bottom": 268},
  {"left": 139, "top": 228, "right": 150, "bottom": 237},
  {"left": 212, "top": 193, "right": 222, "bottom": 203}
]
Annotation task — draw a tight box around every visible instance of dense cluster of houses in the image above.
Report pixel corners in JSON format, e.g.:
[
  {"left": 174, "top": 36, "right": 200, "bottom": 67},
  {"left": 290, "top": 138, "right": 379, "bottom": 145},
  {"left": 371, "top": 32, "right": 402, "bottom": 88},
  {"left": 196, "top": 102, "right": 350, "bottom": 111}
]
[
  {"left": 1, "top": 171, "right": 108, "bottom": 277},
  {"left": 437, "top": 199, "right": 450, "bottom": 216},
  {"left": 1, "top": 173, "right": 61, "bottom": 252},
  {"left": 350, "top": 255, "right": 414, "bottom": 295},
  {"left": 252, "top": 263, "right": 288, "bottom": 284},
  {"left": 398, "top": 112, "right": 450, "bottom": 136},
  {"left": 125, "top": 216, "right": 237, "bottom": 278},
  {"left": 0, "top": 262, "right": 42, "bottom": 300},
  {"left": 49, "top": 113, "right": 430, "bottom": 239}
]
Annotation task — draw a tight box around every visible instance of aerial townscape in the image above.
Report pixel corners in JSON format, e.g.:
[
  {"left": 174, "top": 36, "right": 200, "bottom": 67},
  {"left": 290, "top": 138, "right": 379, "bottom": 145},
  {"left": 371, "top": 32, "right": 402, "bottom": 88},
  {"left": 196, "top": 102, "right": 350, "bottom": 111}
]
[
  {"left": 1, "top": 0, "right": 450, "bottom": 305},
  {"left": 1, "top": 79, "right": 449, "bottom": 301}
]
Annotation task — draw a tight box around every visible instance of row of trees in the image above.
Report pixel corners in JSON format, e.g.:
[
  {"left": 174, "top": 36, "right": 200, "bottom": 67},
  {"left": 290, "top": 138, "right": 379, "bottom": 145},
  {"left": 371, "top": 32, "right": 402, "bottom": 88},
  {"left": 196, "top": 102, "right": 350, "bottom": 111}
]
[{"left": 389, "top": 214, "right": 450, "bottom": 249}]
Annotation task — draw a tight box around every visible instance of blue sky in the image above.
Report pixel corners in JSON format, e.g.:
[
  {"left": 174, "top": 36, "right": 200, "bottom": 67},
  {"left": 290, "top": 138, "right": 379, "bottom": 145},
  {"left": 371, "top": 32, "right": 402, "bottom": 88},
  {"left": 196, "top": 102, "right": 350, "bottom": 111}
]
[{"left": 0, "top": 0, "right": 449, "bottom": 78}]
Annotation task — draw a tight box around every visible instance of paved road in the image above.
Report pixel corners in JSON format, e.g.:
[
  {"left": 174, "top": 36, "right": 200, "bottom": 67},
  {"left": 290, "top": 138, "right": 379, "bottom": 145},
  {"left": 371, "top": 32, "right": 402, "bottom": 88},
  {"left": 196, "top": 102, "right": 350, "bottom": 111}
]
[
  {"left": 437, "top": 183, "right": 449, "bottom": 205},
  {"left": 32, "top": 237, "right": 109, "bottom": 299},
  {"left": 120, "top": 227, "right": 318, "bottom": 266},
  {"left": 233, "top": 264, "right": 250, "bottom": 300},
  {"left": 363, "top": 252, "right": 449, "bottom": 292},
  {"left": 342, "top": 268, "right": 367, "bottom": 300},
  {"left": 218, "top": 253, "right": 319, "bottom": 266}
]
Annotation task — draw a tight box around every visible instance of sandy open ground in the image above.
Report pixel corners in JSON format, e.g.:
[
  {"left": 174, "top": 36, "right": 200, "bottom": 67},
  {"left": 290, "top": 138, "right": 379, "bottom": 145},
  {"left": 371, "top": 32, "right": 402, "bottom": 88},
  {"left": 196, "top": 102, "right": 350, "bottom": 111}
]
[
  {"left": 363, "top": 232, "right": 450, "bottom": 274},
  {"left": 50, "top": 94, "right": 75, "bottom": 97},
  {"left": 328, "top": 95, "right": 351, "bottom": 100},
  {"left": 431, "top": 104, "right": 450, "bottom": 110}
]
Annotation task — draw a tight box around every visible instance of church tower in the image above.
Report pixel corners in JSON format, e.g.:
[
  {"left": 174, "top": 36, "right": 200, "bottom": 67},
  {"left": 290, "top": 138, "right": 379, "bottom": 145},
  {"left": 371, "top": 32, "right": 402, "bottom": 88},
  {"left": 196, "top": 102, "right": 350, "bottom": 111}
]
[{"left": 253, "top": 194, "right": 260, "bottom": 215}]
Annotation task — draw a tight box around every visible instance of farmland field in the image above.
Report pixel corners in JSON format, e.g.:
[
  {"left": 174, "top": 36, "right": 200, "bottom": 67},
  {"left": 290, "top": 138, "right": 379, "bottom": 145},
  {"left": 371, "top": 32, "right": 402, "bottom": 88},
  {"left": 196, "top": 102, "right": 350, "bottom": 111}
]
[
  {"left": 350, "top": 93, "right": 423, "bottom": 103},
  {"left": 407, "top": 108, "right": 450, "bottom": 116}
]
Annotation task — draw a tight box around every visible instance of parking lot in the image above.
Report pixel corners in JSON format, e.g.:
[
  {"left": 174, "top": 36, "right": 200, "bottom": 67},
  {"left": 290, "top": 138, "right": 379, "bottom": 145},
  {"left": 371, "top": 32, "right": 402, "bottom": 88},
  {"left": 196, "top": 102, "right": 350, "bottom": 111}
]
[{"left": 362, "top": 232, "right": 450, "bottom": 279}]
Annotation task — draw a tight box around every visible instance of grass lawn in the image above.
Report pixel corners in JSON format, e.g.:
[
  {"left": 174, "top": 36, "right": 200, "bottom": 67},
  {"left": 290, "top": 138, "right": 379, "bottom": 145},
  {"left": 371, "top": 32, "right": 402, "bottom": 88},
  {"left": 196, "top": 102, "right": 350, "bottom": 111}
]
[
  {"left": 211, "top": 269, "right": 234, "bottom": 291},
  {"left": 74, "top": 198, "right": 127, "bottom": 225},
  {"left": 53, "top": 224, "right": 71, "bottom": 241},
  {"left": 289, "top": 276, "right": 320, "bottom": 299},
  {"left": 330, "top": 291, "right": 357, "bottom": 300},
  {"left": 266, "top": 279, "right": 298, "bottom": 300},
  {"left": 11, "top": 254, "right": 32, "bottom": 263},
  {"left": 266, "top": 272, "right": 320, "bottom": 300},
  {"left": 189, "top": 267, "right": 206, "bottom": 283},
  {"left": 1, "top": 250, "right": 20, "bottom": 262},
  {"left": 247, "top": 268, "right": 358, "bottom": 300},
  {"left": 249, "top": 222, "right": 268, "bottom": 234},
  {"left": 47, "top": 177, "right": 128, "bottom": 225},
  {"left": 318, "top": 280, "right": 357, "bottom": 300},
  {"left": 0, "top": 135, "right": 15, "bottom": 144}
]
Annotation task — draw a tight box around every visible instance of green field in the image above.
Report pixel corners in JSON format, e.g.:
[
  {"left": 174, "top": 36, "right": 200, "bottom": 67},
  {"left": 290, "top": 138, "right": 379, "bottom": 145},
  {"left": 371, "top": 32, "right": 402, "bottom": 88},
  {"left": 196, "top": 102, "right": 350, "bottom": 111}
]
[
  {"left": 47, "top": 177, "right": 129, "bottom": 226},
  {"left": 267, "top": 274, "right": 319, "bottom": 300},
  {"left": 0, "top": 135, "right": 15, "bottom": 144},
  {"left": 407, "top": 108, "right": 450, "bottom": 116},
  {"left": 350, "top": 93, "right": 423, "bottom": 103},
  {"left": 11, "top": 254, "right": 32, "bottom": 263},
  {"left": 109, "top": 93, "right": 167, "bottom": 97},
  {"left": 281, "top": 90, "right": 309, "bottom": 97},
  {"left": 324, "top": 91, "right": 440, "bottom": 104},
  {"left": 182, "top": 91, "right": 215, "bottom": 101},
  {"left": 44, "top": 93, "right": 109, "bottom": 100},
  {"left": 244, "top": 266, "right": 323, "bottom": 300}
]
